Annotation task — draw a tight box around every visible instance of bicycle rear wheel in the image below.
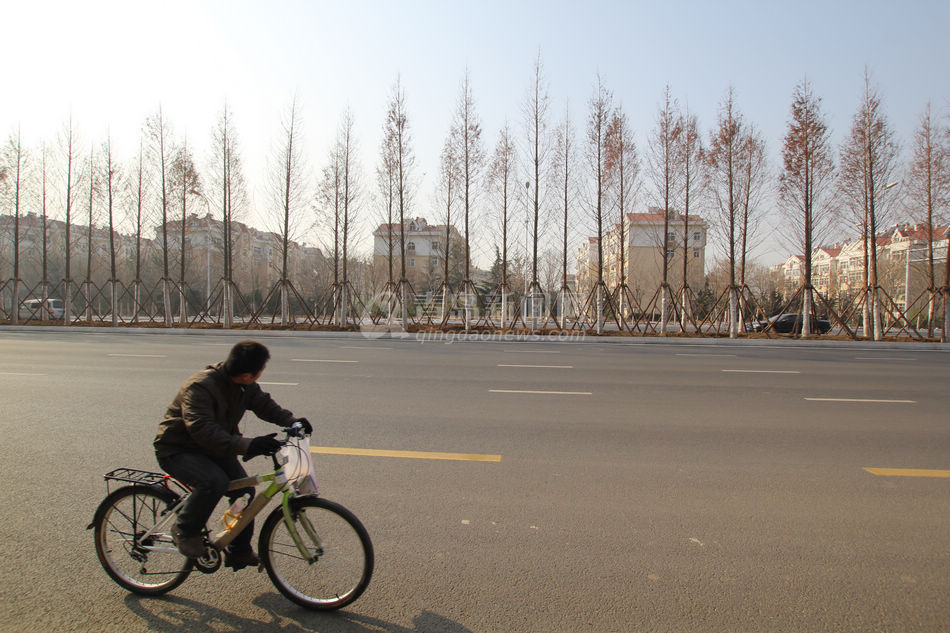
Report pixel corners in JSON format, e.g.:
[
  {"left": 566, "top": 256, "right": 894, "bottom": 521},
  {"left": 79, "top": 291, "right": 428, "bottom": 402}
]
[
  {"left": 92, "top": 485, "right": 192, "bottom": 595},
  {"left": 259, "top": 497, "right": 373, "bottom": 610}
]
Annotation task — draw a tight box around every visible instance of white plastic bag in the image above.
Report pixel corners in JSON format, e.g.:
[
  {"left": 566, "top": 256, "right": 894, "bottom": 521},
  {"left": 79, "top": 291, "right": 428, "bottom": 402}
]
[{"left": 278, "top": 435, "right": 319, "bottom": 496}]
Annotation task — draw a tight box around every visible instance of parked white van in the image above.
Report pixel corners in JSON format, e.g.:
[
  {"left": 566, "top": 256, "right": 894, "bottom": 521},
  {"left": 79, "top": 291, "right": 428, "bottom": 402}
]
[{"left": 18, "top": 298, "right": 65, "bottom": 320}]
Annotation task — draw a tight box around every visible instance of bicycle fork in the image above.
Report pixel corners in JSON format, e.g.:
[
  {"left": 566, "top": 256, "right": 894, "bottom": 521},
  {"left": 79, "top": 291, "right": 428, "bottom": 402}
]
[{"left": 281, "top": 496, "right": 322, "bottom": 564}]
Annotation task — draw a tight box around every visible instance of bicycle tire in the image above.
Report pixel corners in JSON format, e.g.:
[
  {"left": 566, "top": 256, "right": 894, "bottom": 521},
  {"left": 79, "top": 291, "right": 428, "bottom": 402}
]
[
  {"left": 92, "top": 485, "right": 193, "bottom": 595},
  {"left": 259, "top": 496, "right": 373, "bottom": 610}
]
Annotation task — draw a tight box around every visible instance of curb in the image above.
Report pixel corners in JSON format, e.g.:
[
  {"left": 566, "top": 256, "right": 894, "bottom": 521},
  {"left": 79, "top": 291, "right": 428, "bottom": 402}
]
[{"left": 2, "top": 324, "right": 949, "bottom": 351}]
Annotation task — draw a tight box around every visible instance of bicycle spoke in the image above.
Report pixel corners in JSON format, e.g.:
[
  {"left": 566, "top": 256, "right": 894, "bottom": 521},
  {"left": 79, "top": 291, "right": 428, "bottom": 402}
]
[
  {"left": 261, "top": 498, "right": 372, "bottom": 610},
  {"left": 93, "top": 487, "right": 192, "bottom": 595}
]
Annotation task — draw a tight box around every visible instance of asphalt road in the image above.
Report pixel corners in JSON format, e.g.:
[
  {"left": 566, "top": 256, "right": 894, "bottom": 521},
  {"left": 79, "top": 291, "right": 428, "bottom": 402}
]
[{"left": 0, "top": 329, "right": 948, "bottom": 633}]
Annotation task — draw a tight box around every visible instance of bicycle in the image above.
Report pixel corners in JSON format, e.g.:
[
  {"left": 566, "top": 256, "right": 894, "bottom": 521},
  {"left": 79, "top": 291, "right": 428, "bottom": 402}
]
[{"left": 88, "top": 421, "right": 374, "bottom": 610}]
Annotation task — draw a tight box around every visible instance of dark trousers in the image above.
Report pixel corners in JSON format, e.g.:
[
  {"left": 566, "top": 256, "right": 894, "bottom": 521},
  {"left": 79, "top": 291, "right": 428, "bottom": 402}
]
[{"left": 157, "top": 452, "right": 256, "bottom": 553}]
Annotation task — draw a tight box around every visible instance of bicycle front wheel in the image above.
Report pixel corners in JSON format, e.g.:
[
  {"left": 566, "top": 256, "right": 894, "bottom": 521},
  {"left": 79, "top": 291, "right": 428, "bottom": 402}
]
[
  {"left": 92, "top": 485, "right": 192, "bottom": 595},
  {"left": 259, "top": 497, "right": 373, "bottom": 610}
]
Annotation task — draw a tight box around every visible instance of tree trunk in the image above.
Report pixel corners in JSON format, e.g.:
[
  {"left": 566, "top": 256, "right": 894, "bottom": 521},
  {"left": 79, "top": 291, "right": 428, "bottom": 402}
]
[
  {"left": 401, "top": 284, "right": 408, "bottom": 329},
  {"left": 943, "top": 292, "right": 949, "bottom": 343},
  {"left": 501, "top": 288, "right": 507, "bottom": 330},
  {"left": 660, "top": 289, "right": 669, "bottom": 335},
  {"left": 596, "top": 286, "right": 604, "bottom": 335},
  {"left": 281, "top": 281, "right": 289, "bottom": 326},
  {"left": 163, "top": 279, "right": 172, "bottom": 325},
  {"left": 111, "top": 281, "right": 118, "bottom": 327},
  {"left": 223, "top": 282, "right": 233, "bottom": 329},
  {"left": 729, "top": 287, "right": 739, "bottom": 339},
  {"left": 802, "top": 287, "right": 813, "bottom": 339}
]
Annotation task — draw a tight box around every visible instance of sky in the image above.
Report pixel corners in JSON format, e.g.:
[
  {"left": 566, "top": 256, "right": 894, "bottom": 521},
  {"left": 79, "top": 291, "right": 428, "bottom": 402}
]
[{"left": 2, "top": 0, "right": 949, "bottom": 267}]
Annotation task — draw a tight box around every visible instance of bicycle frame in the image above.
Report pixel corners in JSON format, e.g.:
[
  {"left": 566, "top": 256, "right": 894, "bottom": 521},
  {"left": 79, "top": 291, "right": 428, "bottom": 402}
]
[
  {"left": 214, "top": 436, "right": 321, "bottom": 563},
  {"left": 115, "top": 434, "right": 321, "bottom": 565},
  {"left": 210, "top": 469, "right": 287, "bottom": 550}
]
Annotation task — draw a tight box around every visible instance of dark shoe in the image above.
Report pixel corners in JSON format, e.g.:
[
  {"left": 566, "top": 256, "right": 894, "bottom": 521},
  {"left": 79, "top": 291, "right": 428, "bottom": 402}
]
[
  {"left": 171, "top": 525, "right": 206, "bottom": 558},
  {"left": 226, "top": 548, "right": 260, "bottom": 570}
]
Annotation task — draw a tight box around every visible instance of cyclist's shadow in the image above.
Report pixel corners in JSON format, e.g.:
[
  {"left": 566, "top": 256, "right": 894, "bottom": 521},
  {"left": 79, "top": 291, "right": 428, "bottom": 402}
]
[{"left": 124, "top": 593, "right": 475, "bottom": 633}]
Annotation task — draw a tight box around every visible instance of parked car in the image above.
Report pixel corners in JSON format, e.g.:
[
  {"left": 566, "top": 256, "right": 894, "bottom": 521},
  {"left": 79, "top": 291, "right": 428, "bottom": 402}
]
[
  {"left": 750, "top": 312, "right": 831, "bottom": 334},
  {"left": 18, "top": 298, "right": 65, "bottom": 320}
]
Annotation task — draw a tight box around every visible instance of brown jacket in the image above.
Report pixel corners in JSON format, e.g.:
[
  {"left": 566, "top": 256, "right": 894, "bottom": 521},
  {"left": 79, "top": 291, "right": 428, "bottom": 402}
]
[{"left": 154, "top": 362, "right": 296, "bottom": 459}]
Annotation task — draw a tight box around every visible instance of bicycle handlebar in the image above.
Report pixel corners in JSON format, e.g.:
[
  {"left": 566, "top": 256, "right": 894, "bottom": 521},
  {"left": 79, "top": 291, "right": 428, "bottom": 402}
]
[{"left": 241, "top": 421, "right": 309, "bottom": 462}]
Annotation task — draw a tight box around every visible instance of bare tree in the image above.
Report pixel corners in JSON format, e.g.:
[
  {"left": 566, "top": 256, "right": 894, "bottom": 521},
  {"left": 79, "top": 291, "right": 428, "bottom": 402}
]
[
  {"left": 487, "top": 123, "right": 518, "bottom": 328},
  {"left": 318, "top": 132, "right": 343, "bottom": 317},
  {"left": 584, "top": 75, "right": 615, "bottom": 334},
  {"left": 2, "top": 128, "right": 26, "bottom": 322},
  {"left": 377, "top": 125, "right": 396, "bottom": 284},
  {"left": 678, "top": 108, "right": 706, "bottom": 326},
  {"left": 383, "top": 77, "right": 415, "bottom": 327},
  {"left": 102, "top": 134, "right": 121, "bottom": 325},
  {"left": 736, "top": 124, "right": 768, "bottom": 326},
  {"left": 778, "top": 79, "right": 836, "bottom": 338},
  {"left": 170, "top": 138, "right": 201, "bottom": 322},
  {"left": 268, "top": 96, "right": 310, "bottom": 325},
  {"left": 60, "top": 116, "right": 80, "bottom": 324},
  {"left": 449, "top": 69, "right": 485, "bottom": 329},
  {"left": 550, "top": 106, "right": 579, "bottom": 328},
  {"left": 319, "top": 108, "right": 362, "bottom": 326},
  {"left": 129, "top": 137, "right": 150, "bottom": 322},
  {"left": 375, "top": 104, "right": 398, "bottom": 324},
  {"left": 83, "top": 145, "right": 97, "bottom": 321},
  {"left": 435, "top": 133, "right": 460, "bottom": 321},
  {"left": 906, "top": 102, "right": 950, "bottom": 338},
  {"left": 146, "top": 107, "right": 174, "bottom": 325},
  {"left": 521, "top": 53, "right": 551, "bottom": 326},
  {"left": 606, "top": 105, "right": 640, "bottom": 328},
  {"left": 706, "top": 87, "right": 746, "bottom": 337},
  {"left": 208, "top": 103, "right": 248, "bottom": 327},
  {"left": 40, "top": 143, "right": 51, "bottom": 312},
  {"left": 839, "top": 70, "right": 900, "bottom": 340},
  {"left": 647, "top": 86, "right": 682, "bottom": 333}
]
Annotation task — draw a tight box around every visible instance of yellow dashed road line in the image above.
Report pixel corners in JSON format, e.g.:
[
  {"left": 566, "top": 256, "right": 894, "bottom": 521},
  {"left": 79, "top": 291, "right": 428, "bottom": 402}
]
[{"left": 311, "top": 446, "right": 502, "bottom": 462}]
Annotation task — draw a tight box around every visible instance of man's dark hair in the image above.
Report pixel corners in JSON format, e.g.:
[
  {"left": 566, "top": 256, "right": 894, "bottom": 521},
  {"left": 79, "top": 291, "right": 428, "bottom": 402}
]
[{"left": 224, "top": 340, "right": 270, "bottom": 376}]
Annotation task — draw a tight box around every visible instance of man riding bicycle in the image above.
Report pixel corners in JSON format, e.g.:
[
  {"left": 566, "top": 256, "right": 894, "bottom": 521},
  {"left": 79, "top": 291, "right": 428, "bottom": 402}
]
[{"left": 153, "top": 340, "right": 311, "bottom": 568}]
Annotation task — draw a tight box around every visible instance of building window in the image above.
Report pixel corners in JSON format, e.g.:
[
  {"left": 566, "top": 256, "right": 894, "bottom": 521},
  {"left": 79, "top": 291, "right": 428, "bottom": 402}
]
[
  {"left": 409, "top": 258, "right": 415, "bottom": 267},
  {"left": 693, "top": 231, "right": 701, "bottom": 241},
  {"left": 693, "top": 249, "right": 700, "bottom": 258},
  {"left": 432, "top": 241, "right": 440, "bottom": 251},
  {"left": 406, "top": 241, "right": 416, "bottom": 252}
]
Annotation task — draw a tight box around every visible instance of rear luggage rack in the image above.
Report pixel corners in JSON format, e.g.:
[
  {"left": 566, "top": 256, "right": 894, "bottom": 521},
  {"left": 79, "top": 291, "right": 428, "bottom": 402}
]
[{"left": 102, "top": 468, "right": 190, "bottom": 494}]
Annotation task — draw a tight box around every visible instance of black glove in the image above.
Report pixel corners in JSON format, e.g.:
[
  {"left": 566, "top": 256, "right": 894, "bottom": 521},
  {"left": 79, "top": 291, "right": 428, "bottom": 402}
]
[
  {"left": 246, "top": 433, "right": 280, "bottom": 458},
  {"left": 296, "top": 418, "right": 313, "bottom": 435}
]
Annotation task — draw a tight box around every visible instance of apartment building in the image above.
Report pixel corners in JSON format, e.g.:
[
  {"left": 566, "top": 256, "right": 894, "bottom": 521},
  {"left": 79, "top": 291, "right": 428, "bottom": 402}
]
[
  {"left": 164, "top": 213, "right": 325, "bottom": 296},
  {"left": 372, "top": 217, "right": 463, "bottom": 289},
  {"left": 0, "top": 212, "right": 139, "bottom": 285},
  {"left": 774, "top": 223, "right": 949, "bottom": 308},
  {"left": 576, "top": 208, "right": 708, "bottom": 302}
]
